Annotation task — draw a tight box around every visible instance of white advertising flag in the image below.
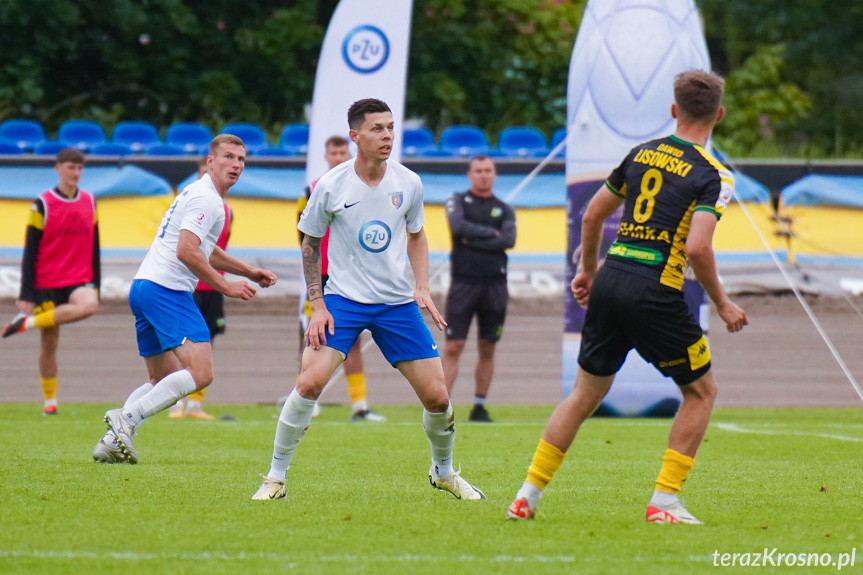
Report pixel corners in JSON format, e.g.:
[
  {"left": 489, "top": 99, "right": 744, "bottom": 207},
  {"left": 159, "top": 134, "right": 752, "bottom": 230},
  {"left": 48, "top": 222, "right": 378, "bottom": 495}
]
[{"left": 306, "top": 0, "right": 414, "bottom": 184}]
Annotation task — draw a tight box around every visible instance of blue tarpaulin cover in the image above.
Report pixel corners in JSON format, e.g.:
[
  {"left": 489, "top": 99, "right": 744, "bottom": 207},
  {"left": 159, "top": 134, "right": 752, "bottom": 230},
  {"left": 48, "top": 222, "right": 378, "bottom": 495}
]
[
  {"left": 0, "top": 164, "right": 769, "bottom": 208},
  {"left": 781, "top": 175, "right": 863, "bottom": 208},
  {"left": 177, "top": 168, "right": 568, "bottom": 207},
  {"left": 0, "top": 166, "right": 171, "bottom": 199}
]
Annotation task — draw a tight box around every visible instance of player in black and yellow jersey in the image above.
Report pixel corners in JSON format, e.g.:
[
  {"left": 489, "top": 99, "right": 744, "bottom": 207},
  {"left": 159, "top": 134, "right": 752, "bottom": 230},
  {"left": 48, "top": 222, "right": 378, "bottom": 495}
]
[{"left": 508, "top": 70, "right": 748, "bottom": 524}]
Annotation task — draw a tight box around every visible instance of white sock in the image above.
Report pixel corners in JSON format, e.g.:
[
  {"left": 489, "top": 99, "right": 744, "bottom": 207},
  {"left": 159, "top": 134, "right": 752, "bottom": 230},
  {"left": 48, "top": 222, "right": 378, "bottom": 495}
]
[
  {"left": 268, "top": 389, "right": 316, "bottom": 482},
  {"left": 106, "top": 383, "right": 153, "bottom": 440},
  {"left": 125, "top": 382, "right": 155, "bottom": 410},
  {"left": 351, "top": 400, "right": 368, "bottom": 414},
  {"left": 423, "top": 404, "right": 455, "bottom": 479},
  {"left": 44, "top": 398, "right": 57, "bottom": 408},
  {"left": 124, "top": 370, "right": 196, "bottom": 424},
  {"left": 649, "top": 490, "right": 679, "bottom": 508},
  {"left": 25, "top": 316, "right": 36, "bottom": 329},
  {"left": 516, "top": 481, "right": 543, "bottom": 509},
  {"left": 474, "top": 395, "right": 486, "bottom": 406},
  {"left": 186, "top": 399, "right": 202, "bottom": 411}
]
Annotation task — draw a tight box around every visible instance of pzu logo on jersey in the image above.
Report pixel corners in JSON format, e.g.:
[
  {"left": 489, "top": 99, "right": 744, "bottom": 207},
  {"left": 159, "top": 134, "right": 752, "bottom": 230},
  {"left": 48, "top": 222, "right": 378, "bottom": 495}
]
[{"left": 359, "top": 220, "right": 392, "bottom": 253}]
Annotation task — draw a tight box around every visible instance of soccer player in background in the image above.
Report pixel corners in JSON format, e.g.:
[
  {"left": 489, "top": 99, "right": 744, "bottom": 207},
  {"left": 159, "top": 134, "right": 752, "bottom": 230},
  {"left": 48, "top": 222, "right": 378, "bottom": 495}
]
[
  {"left": 3, "top": 148, "right": 100, "bottom": 416},
  {"left": 92, "top": 135, "right": 277, "bottom": 464},
  {"left": 297, "top": 135, "right": 385, "bottom": 422},
  {"left": 253, "top": 98, "right": 484, "bottom": 501},
  {"left": 169, "top": 157, "right": 233, "bottom": 420},
  {"left": 507, "top": 70, "right": 748, "bottom": 524}
]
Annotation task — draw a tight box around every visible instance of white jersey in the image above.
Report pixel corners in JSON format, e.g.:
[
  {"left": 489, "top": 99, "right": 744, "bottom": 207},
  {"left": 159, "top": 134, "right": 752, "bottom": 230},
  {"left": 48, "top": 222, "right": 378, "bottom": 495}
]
[
  {"left": 298, "top": 159, "right": 424, "bottom": 305},
  {"left": 135, "top": 174, "right": 225, "bottom": 292}
]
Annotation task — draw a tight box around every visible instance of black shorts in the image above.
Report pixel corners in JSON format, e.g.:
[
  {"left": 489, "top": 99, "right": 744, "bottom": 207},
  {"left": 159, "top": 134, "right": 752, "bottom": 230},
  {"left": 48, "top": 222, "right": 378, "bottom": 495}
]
[
  {"left": 193, "top": 290, "right": 226, "bottom": 339},
  {"left": 578, "top": 266, "right": 710, "bottom": 385},
  {"left": 445, "top": 280, "right": 508, "bottom": 342},
  {"left": 33, "top": 283, "right": 95, "bottom": 314}
]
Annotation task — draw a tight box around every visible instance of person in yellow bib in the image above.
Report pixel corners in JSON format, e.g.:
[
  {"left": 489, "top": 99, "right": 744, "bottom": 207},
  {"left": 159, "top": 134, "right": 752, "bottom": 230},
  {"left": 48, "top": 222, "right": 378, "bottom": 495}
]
[{"left": 507, "top": 70, "right": 748, "bottom": 525}]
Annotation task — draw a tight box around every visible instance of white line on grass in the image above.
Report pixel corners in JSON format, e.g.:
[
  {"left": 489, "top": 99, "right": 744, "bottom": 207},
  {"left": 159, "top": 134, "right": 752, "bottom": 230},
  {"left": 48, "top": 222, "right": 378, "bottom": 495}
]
[
  {"left": 714, "top": 421, "right": 863, "bottom": 430},
  {"left": 0, "top": 418, "right": 678, "bottom": 428},
  {"left": 0, "top": 419, "right": 551, "bottom": 428},
  {"left": 715, "top": 422, "right": 862, "bottom": 442},
  {"left": 0, "top": 549, "right": 578, "bottom": 564},
  {"left": 0, "top": 549, "right": 719, "bottom": 565}
]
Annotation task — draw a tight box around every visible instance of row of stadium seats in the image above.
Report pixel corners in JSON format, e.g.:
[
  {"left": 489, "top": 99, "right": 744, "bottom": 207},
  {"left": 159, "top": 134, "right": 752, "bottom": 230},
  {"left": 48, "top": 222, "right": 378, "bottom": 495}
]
[
  {"left": 0, "top": 119, "right": 566, "bottom": 159},
  {"left": 404, "top": 126, "right": 565, "bottom": 159},
  {"left": 0, "top": 120, "right": 311, "bottom": 157}
]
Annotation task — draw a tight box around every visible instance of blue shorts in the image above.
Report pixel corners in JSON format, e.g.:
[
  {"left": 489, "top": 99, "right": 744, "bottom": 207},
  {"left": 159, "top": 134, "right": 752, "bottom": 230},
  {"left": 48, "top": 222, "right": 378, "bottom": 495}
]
[
  {"left": 129, "top": 279, "right": 210, "bottom": 357},
  {"left": 323, "top": 294, "right": 439, "bottom": 366}
]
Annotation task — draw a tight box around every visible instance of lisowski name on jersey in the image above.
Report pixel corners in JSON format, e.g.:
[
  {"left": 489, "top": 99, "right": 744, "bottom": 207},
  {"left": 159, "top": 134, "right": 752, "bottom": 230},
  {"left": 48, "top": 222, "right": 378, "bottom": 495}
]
[{"left": 632, "top": 148, "right": 693, "bottom": 178}]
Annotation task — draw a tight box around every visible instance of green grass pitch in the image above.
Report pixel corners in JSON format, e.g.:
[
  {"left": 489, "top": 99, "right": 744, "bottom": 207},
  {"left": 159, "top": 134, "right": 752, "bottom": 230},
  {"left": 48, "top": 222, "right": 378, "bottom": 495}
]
[{"left": 0, "top": 404, "right": 860, "bottom": 574}]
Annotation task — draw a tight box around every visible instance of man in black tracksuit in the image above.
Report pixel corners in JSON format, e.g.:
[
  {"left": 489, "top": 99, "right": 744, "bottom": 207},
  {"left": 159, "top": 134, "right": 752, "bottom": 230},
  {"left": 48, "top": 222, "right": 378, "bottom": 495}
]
[{"left": 442, "top": 155, "right": 516, "bottom": 422}]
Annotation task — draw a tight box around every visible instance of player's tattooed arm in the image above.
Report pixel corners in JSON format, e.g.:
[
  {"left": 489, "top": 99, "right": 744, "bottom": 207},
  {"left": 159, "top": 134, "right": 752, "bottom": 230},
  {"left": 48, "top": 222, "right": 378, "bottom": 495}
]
[{"left": 302, "top": 234, "right": 323, "bottom": 301}]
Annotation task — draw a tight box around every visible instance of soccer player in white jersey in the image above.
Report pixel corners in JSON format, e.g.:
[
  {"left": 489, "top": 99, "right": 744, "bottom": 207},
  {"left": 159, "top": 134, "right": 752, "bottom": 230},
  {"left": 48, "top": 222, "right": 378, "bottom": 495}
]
[
  {"left": 92, "top": 134, "right": 277, "bottom": 464},
  {"left": 253, "top": 98, "right": 485, "bottom": 501}
]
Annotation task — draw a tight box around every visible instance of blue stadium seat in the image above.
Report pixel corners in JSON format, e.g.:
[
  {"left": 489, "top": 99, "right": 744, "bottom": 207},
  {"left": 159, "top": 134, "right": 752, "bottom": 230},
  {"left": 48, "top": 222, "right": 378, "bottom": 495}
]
[
  {"left": 166, "top": 122, "right": 213, "bottom": 155},
  {"left": 90, "top": 142, "right": 134, "bottom": 156},
  {"left": 220, "top": 123, "right": 270, "bottom": 154},
  {"left": 32, "top": 141, "right": 66, "bottom": 155},
  {"left": 551, "top": 128, "right": 566, "bottom": 158},
  {"left": 58, "top": 120, "right": 107, "bottom": 151},
  {"left": 279, "top": 123, "right": 309, "bottom": 155},
  {"left": 145, "top": 143, "right": 188, "bottom": 156},
  {"left": 439, "top": 125, "right": 490, "bottom": 157},
  {"left": 0, "top": 119, "right": 46, "bottom": 151},
  {"left": 498, "top": 126, "right": 550, "bottom": 158},
  {"left": 112, "top": 121, "right": 161, "bottom": 152},
  {"left": 402, "top": 127, "right": 439, "bottom": 157},
  {"left": 0, "top": 141, "right": 24, "bottom": 154}
]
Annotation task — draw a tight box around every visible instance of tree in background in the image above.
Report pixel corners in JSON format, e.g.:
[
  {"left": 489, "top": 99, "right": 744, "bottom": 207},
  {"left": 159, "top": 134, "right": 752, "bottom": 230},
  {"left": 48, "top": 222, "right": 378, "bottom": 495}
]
[
  {"left": 0, "top": 0, "right": 322, "bottom": 136},
  {"left": 712, "top": 45, "right": 812, "bottom": 157},
  {"left": 1, "top": 0, "right": 862, "bottom": 158},
  {"left": 700, "top": 0, "right": 863, "bottom": 157},
  {"left": 409, "top": 0, "right": 585, "bottom": 141}
]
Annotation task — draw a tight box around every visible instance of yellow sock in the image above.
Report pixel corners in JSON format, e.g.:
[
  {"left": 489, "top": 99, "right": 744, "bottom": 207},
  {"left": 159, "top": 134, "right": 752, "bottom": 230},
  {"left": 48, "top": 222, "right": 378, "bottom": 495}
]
[
  {"left": 526, "top": 438, "right": 567, "bottom": 490},
  {"left": 41, "top": 377, "right": 58, "bottom": 401},
  {"left": 346, "top": 373, "right": 366, "bottom": 404},
  {"left": 33, "top": 309, "right": 56, "bottom": 329},
  {"left": 188, "top": 387, "right": 206, "bottom": 403},
  {"left": 654, "top": 448, "right": 695, "bottom": 494}
]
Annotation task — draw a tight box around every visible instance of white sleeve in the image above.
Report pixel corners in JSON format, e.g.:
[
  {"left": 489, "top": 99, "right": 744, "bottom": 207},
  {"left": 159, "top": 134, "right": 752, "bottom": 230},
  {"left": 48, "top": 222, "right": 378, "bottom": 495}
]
[
  {"left": 298, "top": 182, "right": 331, "bottom": 238},
  {"left": 405, "top": 177, "right": 425, "bottom": 234},
  {"left": 180, "top": 194, "right": 222, "bottom": 241}
]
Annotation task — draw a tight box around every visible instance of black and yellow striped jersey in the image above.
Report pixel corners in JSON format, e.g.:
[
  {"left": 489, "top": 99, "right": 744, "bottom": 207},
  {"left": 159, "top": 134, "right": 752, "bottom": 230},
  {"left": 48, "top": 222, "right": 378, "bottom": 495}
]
[{"left": 602, "top": 134, "right": 734, "bottom": 290}]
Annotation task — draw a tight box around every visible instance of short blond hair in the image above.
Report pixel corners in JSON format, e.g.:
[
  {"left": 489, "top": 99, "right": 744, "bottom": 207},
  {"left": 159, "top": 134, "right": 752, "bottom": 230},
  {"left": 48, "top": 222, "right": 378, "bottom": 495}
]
[{"left": 209, "top": 134, "right": 245, "bottom": 156}]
